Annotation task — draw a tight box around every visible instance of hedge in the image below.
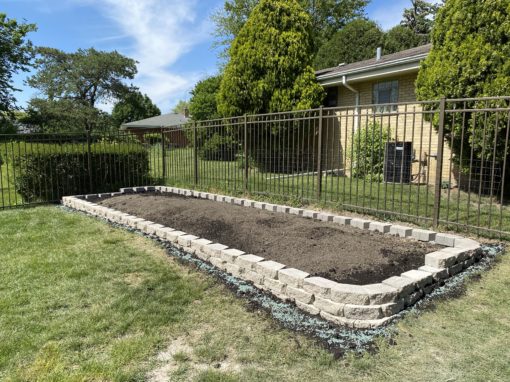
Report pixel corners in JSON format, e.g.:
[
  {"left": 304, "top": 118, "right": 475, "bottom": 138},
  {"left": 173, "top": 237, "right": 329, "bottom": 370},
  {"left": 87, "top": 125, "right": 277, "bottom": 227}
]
[{"left": 12, "top": 142, "right": 150, "bottom": 202}]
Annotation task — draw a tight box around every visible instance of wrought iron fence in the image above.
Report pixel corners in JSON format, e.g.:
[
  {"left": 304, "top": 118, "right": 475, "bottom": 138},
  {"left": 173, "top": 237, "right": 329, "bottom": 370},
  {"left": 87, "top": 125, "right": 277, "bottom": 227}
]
[{"left": 1, "top": 96, "right": 509, "bottom": 239}]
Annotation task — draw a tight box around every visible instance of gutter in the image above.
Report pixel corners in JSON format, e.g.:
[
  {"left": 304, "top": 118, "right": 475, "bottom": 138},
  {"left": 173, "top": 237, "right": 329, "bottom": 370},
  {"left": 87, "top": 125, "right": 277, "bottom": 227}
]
[
  {"left": 316, "top": 53, "right": 428, "bottom": 81},
  {"left": 342, "top": 76, "right": 360, "bottom": 130}
]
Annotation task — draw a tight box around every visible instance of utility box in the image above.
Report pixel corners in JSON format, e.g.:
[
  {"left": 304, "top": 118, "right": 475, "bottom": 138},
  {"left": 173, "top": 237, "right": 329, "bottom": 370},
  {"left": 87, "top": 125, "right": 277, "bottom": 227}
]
[{"left": 384, "top": 142, "right": 412, "bottom": 183}]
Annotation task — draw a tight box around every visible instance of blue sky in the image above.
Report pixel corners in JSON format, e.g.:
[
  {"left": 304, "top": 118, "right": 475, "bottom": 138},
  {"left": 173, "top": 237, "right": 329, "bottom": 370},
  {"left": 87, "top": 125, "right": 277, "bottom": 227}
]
[{"left": 4, "top": 0, "right": 426, "bottom": 113}]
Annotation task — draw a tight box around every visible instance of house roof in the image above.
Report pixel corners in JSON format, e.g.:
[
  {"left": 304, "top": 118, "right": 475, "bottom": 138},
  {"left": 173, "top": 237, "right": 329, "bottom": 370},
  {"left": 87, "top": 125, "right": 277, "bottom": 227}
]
[
  {"left": 316, "top": 44, "right": 431, "bottom": 85},
  {"left": 120, "top": 113, "right": 189, "bottom": 130}
]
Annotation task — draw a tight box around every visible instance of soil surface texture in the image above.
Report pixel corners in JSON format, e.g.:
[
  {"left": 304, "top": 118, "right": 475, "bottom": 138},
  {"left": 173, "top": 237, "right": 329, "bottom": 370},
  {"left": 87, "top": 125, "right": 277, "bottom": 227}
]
[{"left": 98, "top": 193, "right": 442, "bottom": 285}]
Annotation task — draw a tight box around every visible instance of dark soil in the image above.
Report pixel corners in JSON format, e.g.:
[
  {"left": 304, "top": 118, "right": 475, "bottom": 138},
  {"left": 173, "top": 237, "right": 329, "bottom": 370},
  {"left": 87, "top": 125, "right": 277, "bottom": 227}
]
[{"left": 97, "top": 193, "right": 442, "bottom": 285}]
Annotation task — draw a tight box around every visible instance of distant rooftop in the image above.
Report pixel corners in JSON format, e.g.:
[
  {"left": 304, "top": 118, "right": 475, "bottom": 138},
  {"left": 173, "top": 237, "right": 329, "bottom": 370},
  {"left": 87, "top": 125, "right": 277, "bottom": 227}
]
[
  {"left": 316, "top": 44, "right": 431, "bottom": 82},
  {"left": 121, "top": 113, "right": 189, "bottom": 130}
]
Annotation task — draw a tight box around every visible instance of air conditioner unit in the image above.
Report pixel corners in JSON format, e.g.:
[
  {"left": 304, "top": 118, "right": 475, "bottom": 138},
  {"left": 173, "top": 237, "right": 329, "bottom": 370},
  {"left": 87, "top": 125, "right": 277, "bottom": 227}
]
[{"left": 384, "top": 142, "right": 412, "bottom": 183}]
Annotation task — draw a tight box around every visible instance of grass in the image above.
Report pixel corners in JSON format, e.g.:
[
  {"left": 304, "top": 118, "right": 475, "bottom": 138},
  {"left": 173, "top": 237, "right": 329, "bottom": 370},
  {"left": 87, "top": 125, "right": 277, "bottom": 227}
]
[{"left": 1, "top": 206, "right": 509, "bottom": 381}]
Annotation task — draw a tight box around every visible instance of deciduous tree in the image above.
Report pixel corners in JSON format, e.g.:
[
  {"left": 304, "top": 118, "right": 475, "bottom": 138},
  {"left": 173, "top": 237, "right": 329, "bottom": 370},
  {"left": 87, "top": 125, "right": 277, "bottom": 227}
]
[
  {"left": 111, "top": 91, "right": 160, "bottom": 128},
  {"left": 188, "top": 76, "right": 222, "bottom": 121},
  {"left": 314, "top": 19, "right": 384, "bottom": 70},
  {"left": 0, "top": 13, "right": 36, "bottom": 126}
]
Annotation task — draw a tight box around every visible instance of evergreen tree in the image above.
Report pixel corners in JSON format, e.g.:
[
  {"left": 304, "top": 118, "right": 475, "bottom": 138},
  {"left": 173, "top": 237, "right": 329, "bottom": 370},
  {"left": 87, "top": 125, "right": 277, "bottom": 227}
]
[{"left": 217, "top": 0, "right": 324, "bottom": 116}]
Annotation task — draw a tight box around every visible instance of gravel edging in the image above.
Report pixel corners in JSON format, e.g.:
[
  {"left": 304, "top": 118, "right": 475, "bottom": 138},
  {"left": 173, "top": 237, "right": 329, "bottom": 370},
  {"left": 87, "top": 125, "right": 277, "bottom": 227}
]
[{"left": 62, "top": 186, "right": 484, "bottom": 329}]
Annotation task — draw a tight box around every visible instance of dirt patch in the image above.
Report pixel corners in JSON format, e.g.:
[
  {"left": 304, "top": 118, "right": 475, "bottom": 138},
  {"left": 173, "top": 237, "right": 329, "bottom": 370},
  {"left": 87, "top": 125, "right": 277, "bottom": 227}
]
[{"left": 98, "top": 193, "right": 442, "bottom": 285}]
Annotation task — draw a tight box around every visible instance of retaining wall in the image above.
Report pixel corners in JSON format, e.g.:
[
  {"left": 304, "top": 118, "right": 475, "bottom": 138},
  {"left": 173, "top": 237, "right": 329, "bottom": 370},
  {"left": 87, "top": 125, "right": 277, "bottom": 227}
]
[{"left": 62, "top": 186, "right": 482, "bottom": 329}]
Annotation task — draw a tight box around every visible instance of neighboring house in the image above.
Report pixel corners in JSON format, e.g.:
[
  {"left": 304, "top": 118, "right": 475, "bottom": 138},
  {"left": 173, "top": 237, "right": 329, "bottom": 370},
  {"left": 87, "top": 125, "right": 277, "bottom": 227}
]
[
  {"left": 315, "top": 44, "right": 455, "bottom": 187},
  {"left": 121, "top": 112, "right": 190, "bottom": 147},
  {"left": 316, "top": 44, "right": 431, "bottom": 108}
]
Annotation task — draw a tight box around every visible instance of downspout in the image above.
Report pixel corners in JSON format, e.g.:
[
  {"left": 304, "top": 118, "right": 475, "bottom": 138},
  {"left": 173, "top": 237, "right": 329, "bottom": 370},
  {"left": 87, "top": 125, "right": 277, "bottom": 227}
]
[{"left": 342, "top": 75, "right": 360, "bottom": 130}]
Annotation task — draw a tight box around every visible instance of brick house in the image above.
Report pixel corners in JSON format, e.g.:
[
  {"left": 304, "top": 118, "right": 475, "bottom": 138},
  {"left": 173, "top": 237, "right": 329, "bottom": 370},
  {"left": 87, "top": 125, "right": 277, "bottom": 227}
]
[{"left": 315, "top": 44, "right": 455, "bottom": 186}]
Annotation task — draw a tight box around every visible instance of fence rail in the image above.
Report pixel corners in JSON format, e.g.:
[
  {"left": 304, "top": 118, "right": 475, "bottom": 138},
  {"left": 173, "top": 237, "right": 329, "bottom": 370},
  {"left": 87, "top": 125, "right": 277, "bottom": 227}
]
[{"left": 1, "top": 96, "right": 509, "bottom": 239}]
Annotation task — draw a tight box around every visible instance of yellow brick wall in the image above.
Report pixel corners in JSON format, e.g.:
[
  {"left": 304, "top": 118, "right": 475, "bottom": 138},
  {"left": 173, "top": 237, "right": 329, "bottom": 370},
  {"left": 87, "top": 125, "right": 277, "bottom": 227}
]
[{"left": 322, "top": 74, "right": 455, "bottom": 186}]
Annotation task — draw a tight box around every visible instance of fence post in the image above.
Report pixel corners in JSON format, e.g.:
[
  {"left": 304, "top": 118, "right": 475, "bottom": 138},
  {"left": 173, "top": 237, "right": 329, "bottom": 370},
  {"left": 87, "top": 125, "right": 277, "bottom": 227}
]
[
  {"left": 244, "top": 114, "right": 248, "bottom": 193},
  {"left": 161, "top": 129, "right": 166, "bottom": 181},
  {"left": 86, "top": 129, "right": 93, "bottom": 193},
  {"left": 316, "top": 106, "right": 323, "bottom": 201},
  {"left": 193, "top": 122, "right": 198, "bottom": 185},
  {"left": 433, "top": 97, "right": 446, "bottom": 228}
]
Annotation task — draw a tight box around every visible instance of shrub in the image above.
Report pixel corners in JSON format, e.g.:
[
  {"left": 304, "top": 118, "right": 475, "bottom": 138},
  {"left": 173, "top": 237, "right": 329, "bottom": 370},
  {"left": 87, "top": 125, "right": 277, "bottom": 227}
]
[
  {"left": 199, "top": 133, "right": 239, "bottom": 161},
  {"left": 13, "top": 142, "right": 149, "bottom": 202},
  {"left": 350, "top": 122, "right": 390, "bottom": 181}
]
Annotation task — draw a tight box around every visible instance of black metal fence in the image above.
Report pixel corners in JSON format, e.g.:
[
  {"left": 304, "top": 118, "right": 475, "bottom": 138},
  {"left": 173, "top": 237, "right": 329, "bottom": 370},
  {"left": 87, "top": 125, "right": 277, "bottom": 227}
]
[{"left": 1, "top": 96, "right": 509, "bottom": 239}]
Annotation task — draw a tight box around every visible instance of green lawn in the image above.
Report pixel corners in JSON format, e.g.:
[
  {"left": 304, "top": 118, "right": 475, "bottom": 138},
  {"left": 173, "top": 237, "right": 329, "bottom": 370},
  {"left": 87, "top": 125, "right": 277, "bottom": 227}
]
[{"left": 1, "top": 207, "right": 509, "bottom": 381}]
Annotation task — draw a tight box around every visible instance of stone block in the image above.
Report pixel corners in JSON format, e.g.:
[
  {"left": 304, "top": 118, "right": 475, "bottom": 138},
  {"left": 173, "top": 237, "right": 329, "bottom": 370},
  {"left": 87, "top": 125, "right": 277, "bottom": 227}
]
[
  {"left": 454, "top": 238, "right": 480, "bottom": 250},
  {"left": 448, "top": 263, "right": 463, "bottom": 276},
  {"left": 278, "top": 268, "right": 310, "bottom": 288},
  {"left": 344, "top": 304, "right": 383, "bottom": 320},
  {"left": 329, "top": 283, "right": 370, "bottom": 305},
  {"left": 165, "top": 230, "right": 187, "bottom": 243},
  {"left": 253, "top": 202, "right": 265, "bottom": 209},
  {"left": 235, "top": 254, "right": 264, "bottom": 270},
  {"left": 412, "top": 229, "right": 436, "bottom": 242},
  {"left": 209, "top": 256, "right": 226, "bottom": 270},
  {"left": 264, "top": 278, "right": 286, "bottom": 294},
  {"left": 303, "top": 210, "right": 318, "bottom": 219},
  {"left": 389, "top": 225, "right": 413, "bottom": 237},
  {"left": 177, "top": 234, "right": 199, "bottom": 247},
  {"left": 190, "top": 238, "right": 212, "bottom": 252},
  {"left": 255, "top": 260, "right": 286, "bottom": 279},
  {"left": 434, "top": 233, "right": 461, "bottom": 247},
  {"left": 418, "top": 265, "right": 449, "bottom": 280},
  {"left": 319, "top": 312, "right": 356, "bottom": 327},
  {"left": 276, "top": 205, "right": 291, "bottom": 213},
  {"left": 382, "top": 276, "right": 417, "bottom": 297},
  {"left": 223, "top": 196, "right": 233, "bottom": 203},
  {"left": 244, "top": 270, "right": 264, "bottom": 285},
  {"left": 264, "top": 204, "right": 278, "bottom": 212},
  {"left": 317, "top": 213, "right": 334, "bottom": 222},
  {"left": 207, "top": 194, "right": 216, "bottom": 201},
  {"left": 233, "top": 198, "right": 245, "bottom": 206},
  {"left": 225, "top": 263, "right": 244, "bottom": 278},
  {"left": 363, "top": 283, "right": 398, "bottom": 304},
  {"left": 401, "top": 270, "right": 433, "bottom": 288},
  {"left": 219, "top": 248, "right": 245, "bottom": 263},
  {"left": 381, "top": 300, "right": 405, "bottom": 317},
  {"left": 286, "top": 286, "right": 314, "bottom": 304},
  {"left": 404, "top": 290, "right": 423, "bottom": 307},
  {"left": 155, "top": 227, "right": 175, "bottom": 239},
  {"left": 244, "top": 200, "right": 255, "bottom": 208},
  {"left": 424, "top": 249, "right": 460, "bottom": 268},
  {"left": 289, "top": 208, "right": 304, "bottom": 216},
  {"left": 145, "top": 223, "right": 165, "bottom": 235},
  {"left": 463, "top": 257, "right": 475, "bottom": 269},
  {"left": 202, "top": 243, "right": 229, "bottom": 258},
  {"left": 368, "top": 222, "right": 391, "bottom": 234},
  {"left": 313, "top": 296, "right": 344, "bottom": 316},
  {"left": 350, "top": 218, "right": 371, "bottom": 229},
  {"left": 333, "top": 216, "right": 352, "bottom": 225},
  {"left": 295, "top": 300, "right": 320, "bottom": 316},
  {"left": 303, "top": 277, "right": 339, "bottom": 297}
]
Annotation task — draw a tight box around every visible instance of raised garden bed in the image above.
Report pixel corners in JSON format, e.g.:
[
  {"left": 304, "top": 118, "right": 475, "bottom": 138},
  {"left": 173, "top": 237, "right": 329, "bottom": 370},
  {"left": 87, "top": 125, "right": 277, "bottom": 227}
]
[
  {"left": 96, "top": 193, "right": 441, "bottom": 285},
  {"left": 62, "top": 186, "right": 483, "bottom": 329}
]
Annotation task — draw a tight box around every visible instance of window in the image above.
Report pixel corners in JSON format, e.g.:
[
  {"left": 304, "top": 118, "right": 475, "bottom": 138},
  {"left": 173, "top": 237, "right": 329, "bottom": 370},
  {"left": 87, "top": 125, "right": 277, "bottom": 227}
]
[
  {"left": 325, "top": 87, "right": 338, "bottom": 107},
  {"left": 373, "top": 80, "right": 398, "bottom": 112}
]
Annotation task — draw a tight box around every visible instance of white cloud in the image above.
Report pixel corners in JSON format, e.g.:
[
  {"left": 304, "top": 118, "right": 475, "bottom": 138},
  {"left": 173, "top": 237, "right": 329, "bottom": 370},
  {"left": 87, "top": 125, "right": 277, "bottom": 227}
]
[{"left": 83, "top": 0, "right": 213, "bottom": 112}]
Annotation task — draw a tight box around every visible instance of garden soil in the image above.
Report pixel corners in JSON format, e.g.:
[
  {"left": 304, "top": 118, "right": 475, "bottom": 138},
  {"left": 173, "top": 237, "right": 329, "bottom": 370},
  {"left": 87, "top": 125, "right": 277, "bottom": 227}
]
[{"left": 98, "top": 193, "right": 442, "bottom": 285}]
